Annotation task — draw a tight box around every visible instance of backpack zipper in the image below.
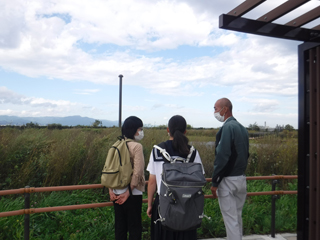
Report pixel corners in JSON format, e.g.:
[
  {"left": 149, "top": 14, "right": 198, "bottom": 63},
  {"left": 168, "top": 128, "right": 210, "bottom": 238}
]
[
  {"left": 101, "top": 171, "right": 119, "bottom": 174},
  {"left": 161, "top": 179, "right": 205, "bottom": 188}
]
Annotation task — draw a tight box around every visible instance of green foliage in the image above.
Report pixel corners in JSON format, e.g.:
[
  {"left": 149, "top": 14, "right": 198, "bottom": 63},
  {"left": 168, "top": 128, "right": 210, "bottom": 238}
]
[
  {"left": 0, "top": 127, "right": 298, "bottom": 238},
  {"left": 248, "top": 122, "right": 260, "bottom": 131},
  {"left": 284, "top": 124, "right": 294, "bottom": 131},
  {"left": 26, "top": 122, "right": 40, "bottom": 128},
  {"left": 0, "top": 128, "right": 298, "bottom": 187},
  {"left": 0, "top": 128, "right": 121, "bottom": 189},
  {"left": 278, "top": 129, "right": 298, "bottom": 138},
  {"left": 186, "top": 128, "right": 218, "bottom": 138},
  {"left": 155, "top": 125, "right": 167, "bottom": 129},
  {"left": 92, "top": 120, "right": 102, "bottom": 128},
  {"left": 246, "top": 136, "right": 298, "bottom": 176},
  {"left": 0, "top": 181, "right": 297, "bottom": 239},
  {"left": 0, "top": 190, "right": 116, "bottom": 240},
  {"left": 47, "top": 123, "right": 62, "bottom": 130}
]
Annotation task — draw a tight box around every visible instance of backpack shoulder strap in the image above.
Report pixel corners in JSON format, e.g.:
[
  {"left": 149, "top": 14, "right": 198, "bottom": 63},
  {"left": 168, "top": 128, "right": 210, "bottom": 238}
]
[
  {"left": 152, "top": 142, "right": 168, "bottom": 162},
  {"left": 153, "top": 143, "right": 196, "bottom": 163},
  {"left": 117, "top": 136, "right": 132, "bottom": 142},
  {"left": 152, "top": 142, "right": 197, "bottom": 163},
  {"left": 153, "top": 144, "right": 172, "bottom": 162},
  {"left": 116, "top": 136, "right": 132, "bottom": 149},
  {"left": 186, "top": 146, "right": 196, "bottom": 163}
]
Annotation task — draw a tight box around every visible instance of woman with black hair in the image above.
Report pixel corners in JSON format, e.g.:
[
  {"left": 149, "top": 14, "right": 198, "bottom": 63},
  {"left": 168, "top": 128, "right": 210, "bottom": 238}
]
[
  {"left": 146, "top": 115, "right": 205, "bottom": 240},
  {"left": 109, "top": 116, "right": 145, "bottom": 240}
]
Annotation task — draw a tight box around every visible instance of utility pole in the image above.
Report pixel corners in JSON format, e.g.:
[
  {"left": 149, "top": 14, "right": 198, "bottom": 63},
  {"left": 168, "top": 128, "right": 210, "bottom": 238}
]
[{"left": 118, "top": 74, "right": 123, "bottom": 128}]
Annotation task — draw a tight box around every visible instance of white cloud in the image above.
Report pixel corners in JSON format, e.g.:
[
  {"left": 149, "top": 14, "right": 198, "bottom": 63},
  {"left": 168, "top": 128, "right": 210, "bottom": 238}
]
[
  {"left": 0, "top": 0, "right": 299, "bottom": 99},
  {"left": 0, "top": 86, "right": 106, "bottom": 117},
  {"left": 0, "top": 86, "right": 76, "bottom": 108},
  {"left": 249, "top": 98, "right": 280, "bottom": 112},
  {"left": 73, "top": 89, "right": 100, "bottom": 95},
  {"left": 0, "top": 109, "right": 15, "bottom": 115},
  {"left": 0, "top": 0, "right": 215, "bottom": 50},
  {"left": 123, "top": 105, "right": 147, "bottom": 112},
  {"left": 0, "top": 0, "right": 306, "bottom": 128},
  {"left": 1, "top": 33, "right": 299, "bottom": 98},
  {"left": 0, "top": 86, "right": 25, "bottom": 104},
  {"left": 200, "top": 32, "right": 241, "bottom": 47}
]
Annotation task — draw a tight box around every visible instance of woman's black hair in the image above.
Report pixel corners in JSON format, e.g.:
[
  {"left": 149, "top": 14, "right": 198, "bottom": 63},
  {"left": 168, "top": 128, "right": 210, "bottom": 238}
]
[
  {"left": 168, "top": 115, "right": 189, "bottom": 156},
  {"left": 121, "top": 116, "right": 143, "bottom": 139}
]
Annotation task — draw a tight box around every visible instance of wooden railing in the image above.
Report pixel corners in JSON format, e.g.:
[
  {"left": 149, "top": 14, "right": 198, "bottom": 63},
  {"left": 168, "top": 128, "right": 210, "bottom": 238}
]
[{"left": 0, "top": 175, "right": 298, "bottom": 239}]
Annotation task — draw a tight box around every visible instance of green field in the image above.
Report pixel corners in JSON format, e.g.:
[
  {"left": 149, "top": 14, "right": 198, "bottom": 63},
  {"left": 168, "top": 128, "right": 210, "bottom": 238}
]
[{"left": 0, "top": 127, "right": 298, "bottom": 239}]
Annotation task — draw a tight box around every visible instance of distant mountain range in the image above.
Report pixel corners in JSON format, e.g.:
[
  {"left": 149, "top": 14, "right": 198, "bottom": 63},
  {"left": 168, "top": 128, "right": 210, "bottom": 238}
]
[{"left": 0, "top": 115, "right": 118, "bottom": 127}]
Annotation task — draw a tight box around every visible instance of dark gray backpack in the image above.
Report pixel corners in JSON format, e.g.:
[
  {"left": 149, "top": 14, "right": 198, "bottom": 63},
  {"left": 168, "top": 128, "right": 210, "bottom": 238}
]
[{"left": 153, "top": 145, "right": 210, "bottom": 231}]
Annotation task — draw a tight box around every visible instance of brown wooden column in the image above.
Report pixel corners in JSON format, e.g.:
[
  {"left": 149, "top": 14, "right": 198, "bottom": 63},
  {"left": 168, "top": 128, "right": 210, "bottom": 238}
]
[
  {"left": 316, "top": 46, "right": 320, "bottom": 240},
  {"left": 298, "top": 42, "right": 320, "bottom": 240},
  {"left": 308, "top": 46, "right": 320, "bottom": 240}
]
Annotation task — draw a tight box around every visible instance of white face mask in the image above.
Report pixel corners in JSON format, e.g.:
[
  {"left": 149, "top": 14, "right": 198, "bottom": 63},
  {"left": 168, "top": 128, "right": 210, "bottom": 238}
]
[
  {"left": 134, "top": 130, "right": 144, "bottom": 141},
  {"left": 214, "top": 108, "right": 225, "bottom": 122}
]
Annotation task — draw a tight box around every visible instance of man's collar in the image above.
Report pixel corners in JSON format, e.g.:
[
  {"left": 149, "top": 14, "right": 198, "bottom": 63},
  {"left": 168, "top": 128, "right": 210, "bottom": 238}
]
[{"left": 222, "top": 116, "right": 234, "bottom": 125}]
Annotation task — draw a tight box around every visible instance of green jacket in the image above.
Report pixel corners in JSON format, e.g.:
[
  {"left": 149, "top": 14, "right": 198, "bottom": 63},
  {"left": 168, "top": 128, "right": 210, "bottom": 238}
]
[{"left": 212, "top": 116, "right": 249, "bottom": 187}]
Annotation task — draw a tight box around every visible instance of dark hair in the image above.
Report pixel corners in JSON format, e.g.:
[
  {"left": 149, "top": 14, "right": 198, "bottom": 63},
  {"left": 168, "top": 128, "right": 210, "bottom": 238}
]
[
  {"left": 121, "top": 116, "right": 143, "bottom": 139},
  {"left": 168, "top": 115, "right": 189, "bottom": 156}
]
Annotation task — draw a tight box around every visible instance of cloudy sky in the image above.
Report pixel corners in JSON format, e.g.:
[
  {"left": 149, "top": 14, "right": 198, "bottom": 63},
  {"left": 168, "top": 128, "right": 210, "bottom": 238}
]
[{"left": 1, "top": 0, "right": 320, "bottom": 128}]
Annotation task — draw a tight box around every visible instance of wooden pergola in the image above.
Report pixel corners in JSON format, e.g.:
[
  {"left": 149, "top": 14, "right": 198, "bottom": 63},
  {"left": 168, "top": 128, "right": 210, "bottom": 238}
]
[
  {"left": 219, "top": 1, "right": 320, "bottom": 240},
  {"left": 220, "top": 0, "right": 320, "bottom": 42}
]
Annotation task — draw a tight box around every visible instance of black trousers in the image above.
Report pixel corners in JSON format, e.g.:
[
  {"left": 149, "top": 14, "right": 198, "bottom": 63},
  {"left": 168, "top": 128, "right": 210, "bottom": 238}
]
[
  {"left": 113, "top": 195, "right": 142, "bottom": 240},
  {"left": 151, "top": 194, "right": 197, "bottom": 240}
]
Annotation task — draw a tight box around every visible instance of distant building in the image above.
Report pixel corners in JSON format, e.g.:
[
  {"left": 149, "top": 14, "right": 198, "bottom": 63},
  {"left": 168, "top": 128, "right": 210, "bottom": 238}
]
[{"left": 258, "top": 122, "right": 275, "bottom": 132}]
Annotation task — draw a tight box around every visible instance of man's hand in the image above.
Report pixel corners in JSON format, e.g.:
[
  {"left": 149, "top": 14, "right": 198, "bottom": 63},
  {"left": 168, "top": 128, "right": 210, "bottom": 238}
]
[{"left": 210, "top": 186, "right": 218, "bottom": 198}]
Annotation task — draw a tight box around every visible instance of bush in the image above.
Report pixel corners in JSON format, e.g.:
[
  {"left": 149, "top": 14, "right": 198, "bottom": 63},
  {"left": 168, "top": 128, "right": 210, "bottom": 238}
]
[{"left": 246, "top": 136, "right": 298, "bottom": 176}]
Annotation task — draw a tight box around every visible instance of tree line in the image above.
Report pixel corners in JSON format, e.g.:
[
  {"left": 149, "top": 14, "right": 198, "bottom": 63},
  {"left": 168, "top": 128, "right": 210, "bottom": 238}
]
[{"left": 247, "top": 122, "right": 295, "bottom": 131}]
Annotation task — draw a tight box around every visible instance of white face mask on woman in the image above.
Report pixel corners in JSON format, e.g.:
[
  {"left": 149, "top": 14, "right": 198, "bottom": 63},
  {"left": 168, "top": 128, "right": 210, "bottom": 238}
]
[
  {"left": 214, "top": 108, "right": 225, "bottom": 122},
  {"left": 134, "top": 130, "right": 144, "bottom": 141}
]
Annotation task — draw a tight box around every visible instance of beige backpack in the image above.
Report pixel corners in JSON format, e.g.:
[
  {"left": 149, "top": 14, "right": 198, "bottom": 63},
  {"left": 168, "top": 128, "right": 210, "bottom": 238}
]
[{"left": 101, "top": 137, "right": 132, "bottom": 189}]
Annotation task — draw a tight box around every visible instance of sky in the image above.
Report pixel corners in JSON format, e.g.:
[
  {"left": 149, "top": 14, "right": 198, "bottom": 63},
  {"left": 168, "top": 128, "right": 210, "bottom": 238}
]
[{"left": 1, "top": 0, "right": 320, "bottom": 129}]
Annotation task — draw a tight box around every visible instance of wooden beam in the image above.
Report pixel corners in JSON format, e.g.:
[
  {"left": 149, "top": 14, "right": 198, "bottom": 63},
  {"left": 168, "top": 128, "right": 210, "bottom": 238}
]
[
  {"left": 286, "top": 6, "right": 320, "bottom": 27},
  {"left": 227, "top": 0, "right": 266, "bottom": 17},
  {"left": 313, "top": 24, "right": 320, "bottom": 31},
  {"left": 219, "top": 14, "right": 320, "bottom": 43},
  {"left": 257, "top": 0, "right": 309, "bottom": 22}
]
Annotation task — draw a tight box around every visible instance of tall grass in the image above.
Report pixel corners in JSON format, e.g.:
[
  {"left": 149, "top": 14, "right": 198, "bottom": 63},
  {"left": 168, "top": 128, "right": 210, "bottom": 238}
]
[
  {"left": 0, "top": 127, "right": 298, "bottom": 188},
  {"left": 247, "top": 135, "right": 298, "bottom": 176},
  {"left": 0, "top": 127, "right": 298, "bottom": 239},
  {"left": 0, "top": 128, "right": 120, "bottom": 189}
]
